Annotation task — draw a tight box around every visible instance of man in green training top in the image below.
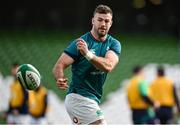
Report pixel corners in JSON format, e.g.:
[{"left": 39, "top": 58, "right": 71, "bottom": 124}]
[{"left": 53, "top": 4, "right": 121, "bottom": 125}]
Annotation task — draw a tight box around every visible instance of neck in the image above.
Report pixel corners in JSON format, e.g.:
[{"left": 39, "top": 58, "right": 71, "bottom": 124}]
[
  {"left": 135, "top": 73, "right": 144, "bottom": 79},
  {"left": 90, "top": 30, "right": 107, "bottom": 42}
]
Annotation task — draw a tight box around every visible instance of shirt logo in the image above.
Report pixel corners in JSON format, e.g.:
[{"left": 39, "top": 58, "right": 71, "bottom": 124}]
[
  {"left": 73, "top": 117, "right": 80, "bottom": 124},
  {"left": 96, "top": 110, "right": 103, "bottom": 117},
  {"left": 106, "top": 46, "right": 110, "bottom": 51}
]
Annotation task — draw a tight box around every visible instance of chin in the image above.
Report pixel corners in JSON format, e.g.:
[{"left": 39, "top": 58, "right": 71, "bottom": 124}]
[{"left": 98, "top": 32, "right": 106, "bottom": 37}]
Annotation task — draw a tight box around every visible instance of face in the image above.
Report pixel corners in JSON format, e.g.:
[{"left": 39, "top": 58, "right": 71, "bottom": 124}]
[
  {"left": 139, "top": 69, "right": 145, "bottom": 78},
  {"left": 92, "top": 13, "right": 112, "bottom": 38},
  {"left": 11, "top": 66, "right": 19, "bottom": 76}
]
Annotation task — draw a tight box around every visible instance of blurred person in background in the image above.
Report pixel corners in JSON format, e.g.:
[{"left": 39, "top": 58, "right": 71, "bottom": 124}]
[
  {"left": 150, "top": 67, "right": 180, "bottom": 124},
  {"left": 6, "top": 63, "right": 29, "bottom": 125},
  {"left": 53, "top": 4, "right": 121, "bottom": 125},
  {"left": 0, "top": 70, "right": 6, "bottom": 122},
  {"left": 126, "top": 66, "right": 159, "bottom": 124},
  {"left": 28, "top": 85, "right": 48, "bottom": 125}
]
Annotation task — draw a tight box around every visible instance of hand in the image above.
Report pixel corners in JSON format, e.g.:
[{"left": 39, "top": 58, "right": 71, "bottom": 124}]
[
  {"left": 76, "top": 38, "right": 89, "bottom": 56},
  {"left": 56, "top": 78, "right": 68, "bottom": 90},
  {"left": 153, "top": 101, "right": 160, "bottom": 110}
]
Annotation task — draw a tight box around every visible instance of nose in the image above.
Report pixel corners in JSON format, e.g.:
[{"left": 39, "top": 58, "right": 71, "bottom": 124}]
[{"left": 100, "top": 20, "right": 106, "bottom": 26}]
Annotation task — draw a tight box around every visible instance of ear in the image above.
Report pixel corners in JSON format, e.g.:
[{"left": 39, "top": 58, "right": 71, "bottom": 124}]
[
  {"left": 110, "top": 20, "right": 113, "bottom": 27},
  {"left": 91, "top": 17, "right": 94, "bottom": 25}
]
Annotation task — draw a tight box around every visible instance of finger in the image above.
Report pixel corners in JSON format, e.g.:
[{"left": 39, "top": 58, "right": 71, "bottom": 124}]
[
  {"left": 57, "top": 84, "right": 67, "bottom": 89},
  {"left": 56, "top": 80, "right": 68, "bottom": 86},
  {"left": 63, "top": 84, "right": 69, "bottom": 88},
  {"left": 58, "top": 86, "right": 66, "bottom": 90},
  {"left": 57, "top": 83, "right": 66, "bottom": 89},
  {"left": 76, "top": 38, "right": 86, "bottom": 45},
  {"left": 58, "top": 78, "right": 67, "bottom": 82},
  {"left": 76, "top": 42, "right": 85, "bottom": 47},
  {"left": 77, "top": 43, "right": 87, "bottom": 50},
  {"left": 58, "top": 84, "right": 69, "bottom": 90},
  {"left": 77, "top": 45, "right": 83, "bottom": 50},
  {"left": 77, "top": 38, "right": 85, "bottom": 42},
  {"left": 78, "top": 40, "right": 85, "bottom": 44},
  {"left": 56, "top": 81, "right": 63, "bottom": 86},
  {"left": 58, "top": 78, "right": 65, "bottom": 82},
  {"left": 57, "top": 81, "right": 67, "bottom": 86},
  {"left": 64, "top": 78, "right": 68, "bottom": 82},
  {"left": 77, "top": 44, "right": 82, "bottom": 48}
]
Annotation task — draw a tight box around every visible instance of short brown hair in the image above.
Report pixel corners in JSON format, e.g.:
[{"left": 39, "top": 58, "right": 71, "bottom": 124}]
[
  {"left": 157, "top": 67, "right": 164, "bottom": 76},
  {"left": 133, "top": 66, "right": 142, "bottom": 74},
  {"left": 93, "top": 5, "right": 113, "bottom": 17}
]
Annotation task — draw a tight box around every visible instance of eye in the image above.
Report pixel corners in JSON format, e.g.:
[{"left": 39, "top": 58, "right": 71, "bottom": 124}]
[
  {"left": 98, "top": 18, "right": 103, "bottom": 22},
  {"left": 105, "top": 20, "right": 110, "bottom": 23}
]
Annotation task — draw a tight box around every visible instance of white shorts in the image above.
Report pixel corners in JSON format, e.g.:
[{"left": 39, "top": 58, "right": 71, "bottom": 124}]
[
  {"left": 29, "top": 116, "right": 48, "bottom": 125},
  {"left": 65, "top": 93, "right": 105, "bottom": 124},
  {"left": 7, "top": 114, "right": 30, "bottom": 124}
]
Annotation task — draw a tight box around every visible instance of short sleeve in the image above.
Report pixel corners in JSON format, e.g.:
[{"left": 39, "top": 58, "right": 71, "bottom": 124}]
[
  {"left": 138, "top": 80, "right": 149, "bottom": 96},
  {"left": 110, "top": 39, "right": 121, "bottom": 56},
  {"left": 64, "top": 40, "right": 79, "bottom": 60}
]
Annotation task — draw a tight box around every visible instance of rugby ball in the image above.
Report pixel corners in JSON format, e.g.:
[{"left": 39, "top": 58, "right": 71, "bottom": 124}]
[{"left": 16, "top": 64, "right": 41, "bottom": 90}]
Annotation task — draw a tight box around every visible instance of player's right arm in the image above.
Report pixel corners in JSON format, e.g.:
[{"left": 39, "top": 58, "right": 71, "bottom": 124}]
[
  {"left": 76, "top": 38, "right": 120, "bottom": 72},
  {"left": 173, "top": 84, "right": 180, "bottom": 113},
  {"left": 53, "top": 53, "right": 74, "bottom": 90}
]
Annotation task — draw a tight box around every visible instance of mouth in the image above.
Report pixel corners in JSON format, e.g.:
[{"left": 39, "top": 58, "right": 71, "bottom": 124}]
[{"left": 99, "top": 28, "right": 106, "bottom": 32}]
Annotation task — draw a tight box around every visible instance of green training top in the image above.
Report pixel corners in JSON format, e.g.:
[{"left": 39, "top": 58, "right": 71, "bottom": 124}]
[
  {"left": 64, "top": 32, "right": 121, "bottom": 103},
  {"left": 138, "top": 80, "right": 149, "bottom": 97}
]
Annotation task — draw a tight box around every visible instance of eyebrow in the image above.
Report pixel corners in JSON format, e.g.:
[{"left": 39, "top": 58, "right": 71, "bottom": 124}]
[{"left": 97, "top": 17, "right": 111, "bottom": 20}]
